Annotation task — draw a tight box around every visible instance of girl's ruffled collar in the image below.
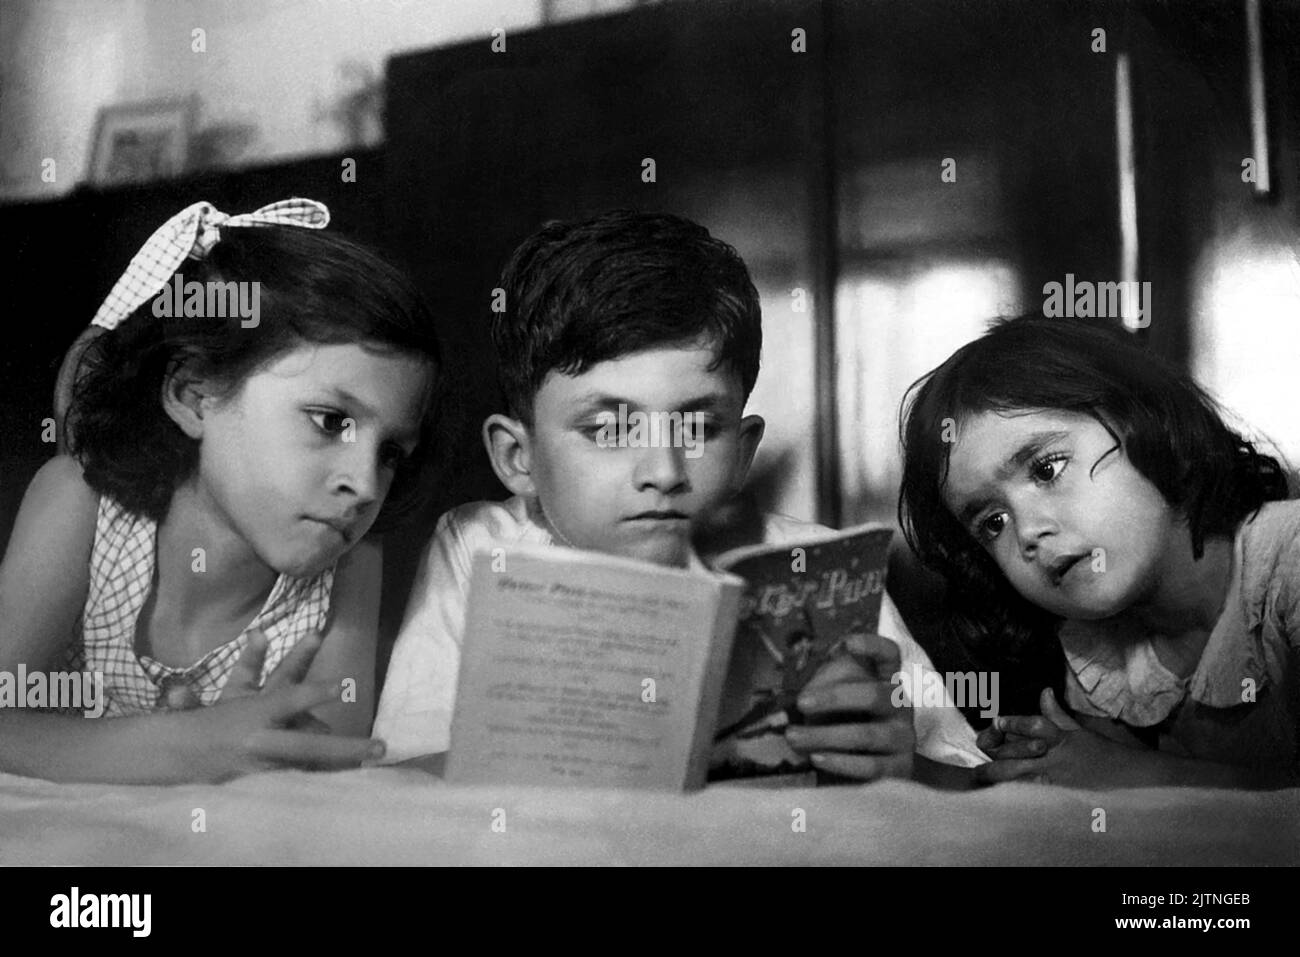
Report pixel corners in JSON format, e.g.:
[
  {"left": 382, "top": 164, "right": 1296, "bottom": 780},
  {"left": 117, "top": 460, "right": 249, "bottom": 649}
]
[{"left": 1060, "top": 518, "right": 1275, "bottom": 725}]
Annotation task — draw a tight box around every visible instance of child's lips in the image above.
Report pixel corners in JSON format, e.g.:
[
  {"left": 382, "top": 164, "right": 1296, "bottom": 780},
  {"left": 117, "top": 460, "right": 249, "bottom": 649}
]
[
  {"left": 1047, "top": 552, "right": 1088, "bottom": 586},
  {"left": 305, "top": 515, "right": 355, "bottom": 544},
  {"left": 625, "top": 510, "right": 690, "bottom": 525}
]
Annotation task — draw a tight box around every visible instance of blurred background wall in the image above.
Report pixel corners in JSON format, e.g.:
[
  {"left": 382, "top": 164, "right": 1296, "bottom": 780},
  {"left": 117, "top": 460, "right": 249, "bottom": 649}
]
[{"left": 0, "top": 0, "right": 545, "bottom": 201}]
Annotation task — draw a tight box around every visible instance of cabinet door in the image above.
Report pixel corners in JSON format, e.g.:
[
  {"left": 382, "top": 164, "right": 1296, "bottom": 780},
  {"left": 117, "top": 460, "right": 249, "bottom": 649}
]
[{"left": 829, "top": 0, "right": 1122, "bottom": 527}]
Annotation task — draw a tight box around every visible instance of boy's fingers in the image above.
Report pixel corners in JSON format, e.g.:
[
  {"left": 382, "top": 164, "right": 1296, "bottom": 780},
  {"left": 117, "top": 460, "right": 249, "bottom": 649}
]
[
  {"left": 801, "top": 653, "right": 870, "bottom": 691},
  {"left": 975, "top": 727, "right": 1007, "bottom": 752},
  {"left": 809, "top": 751, "right": 911, "bottom": 782},
  {"left": 221, "top": 630, "right": 270, "bottom": 699},
  {"left": 797, "top": 679, "right": 894, "bottom": 717},
  {"left": 801, "top": 634, "right": 899, "bottom": 692},
  {"left": 786, "top": 719, "right": 913, "bottom": 755},
  {"left": 1039, "top": 688, "right": 1082, "bottom": 732},
  {"left": 243, "top": 730, "right": 383, "bottom": 770},
  {"left": 265, "top": 632, "right": 324, "bottom": 692},
  {"left": 842, "top": 632, "right": 901, "bottom": 679}
]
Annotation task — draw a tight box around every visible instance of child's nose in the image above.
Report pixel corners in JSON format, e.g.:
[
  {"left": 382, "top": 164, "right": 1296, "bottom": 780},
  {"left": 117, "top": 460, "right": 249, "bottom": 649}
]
[
  {"left": 1015, "top": 503, "right": 1058, "bottom": 556},
  {"left": 632, "top": 441, "right": 689, "bottom": 493},
  {"left": 332, "top": 443, "right": 381, "bottom": 506}
]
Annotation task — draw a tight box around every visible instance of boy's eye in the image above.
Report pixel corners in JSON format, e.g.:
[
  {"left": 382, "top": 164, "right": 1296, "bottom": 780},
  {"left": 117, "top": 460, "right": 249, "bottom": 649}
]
[
  {"left": 577, "top": 413, "right": 721, "bottom": 445},
  {"left": 1029, "top": 454, "right": 1068, "bottom": 483},
  {"left": 308, "top": 410, "right": 352, "bottom": 435},
  {"left": 580, "top": 414, "right": 617, "bottom": 445},
  {"left": 683, "top": 416, "right": 720, "bottom": 440},
  {"left": 580, "top": 424, "right": 615, "bottom": 448}
]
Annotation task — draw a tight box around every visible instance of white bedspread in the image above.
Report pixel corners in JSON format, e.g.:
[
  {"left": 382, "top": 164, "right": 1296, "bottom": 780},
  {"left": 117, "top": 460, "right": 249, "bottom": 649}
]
[{"left": 1, "top": 769, "right": 1295, "bottom": 866}]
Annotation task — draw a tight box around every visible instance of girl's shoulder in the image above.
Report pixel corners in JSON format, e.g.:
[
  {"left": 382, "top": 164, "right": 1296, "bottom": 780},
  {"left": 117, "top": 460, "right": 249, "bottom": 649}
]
[
  {"left": 9, "top": 459, "right": 147, "bottom": 596},
  {"left": 25, "top": 454, "right": 98, "bottom": 501},
  {"left": 1239, "top": 499, "right": 1299, "bottom": 572},
  {"left": 0, "top": 458, "right": 100, "bottom": 670},
  {"left": 1237, "top": 499, "right": 1300, "bottom": 640},
  {"left": 14, "top": 457, "right": 100, "bottom": 545},
  {"left": 1245, "top": 497, "right": 1300, "bottom": 529}
]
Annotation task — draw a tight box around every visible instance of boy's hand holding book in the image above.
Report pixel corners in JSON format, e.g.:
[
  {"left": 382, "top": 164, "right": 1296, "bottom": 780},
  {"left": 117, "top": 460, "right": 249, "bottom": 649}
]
[
  {"left": 446, "top": 524, "right": 907, "bottom": 790},
  {"left": 786, "top": 632, "right": 916, "bottom": 782}
]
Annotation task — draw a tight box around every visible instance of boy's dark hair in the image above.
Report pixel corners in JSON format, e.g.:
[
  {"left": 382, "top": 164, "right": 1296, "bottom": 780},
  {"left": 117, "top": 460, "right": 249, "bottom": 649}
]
[
  {"left": 492, "top": 209, "right": 762, "bottom": 422},
  {"left": 897, "top": 313, "right": 1290, "bottom": 665},
  {"left": 69, "top": 225, "right": 443, "bottom": 532}
]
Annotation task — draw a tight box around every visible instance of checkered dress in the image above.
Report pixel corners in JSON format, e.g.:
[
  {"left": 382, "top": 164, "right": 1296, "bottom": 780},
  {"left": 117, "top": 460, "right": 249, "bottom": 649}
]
[{"left": 64, "top": 496, "right": 334, "bottom": 717}]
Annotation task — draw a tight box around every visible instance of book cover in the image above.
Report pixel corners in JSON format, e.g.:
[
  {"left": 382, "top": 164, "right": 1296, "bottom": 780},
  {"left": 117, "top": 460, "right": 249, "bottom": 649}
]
[
  {"left": 444, "top": 545, "right": 743, "bottom": 791},
  {"left": 709, "top": 523, "right": 894, "bottom": 781}
]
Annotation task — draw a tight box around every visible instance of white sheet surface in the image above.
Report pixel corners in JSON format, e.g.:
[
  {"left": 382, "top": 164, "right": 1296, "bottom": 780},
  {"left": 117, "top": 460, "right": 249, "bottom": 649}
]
[{"left": 1, "top": 769, "right": 1295, "bottom": 866}]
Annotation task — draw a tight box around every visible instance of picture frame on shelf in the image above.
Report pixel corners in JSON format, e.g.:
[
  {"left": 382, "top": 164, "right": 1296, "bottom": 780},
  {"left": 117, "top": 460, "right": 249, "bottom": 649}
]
[{"left": 85, "top": 97, "right": 197, "bottom": 187}]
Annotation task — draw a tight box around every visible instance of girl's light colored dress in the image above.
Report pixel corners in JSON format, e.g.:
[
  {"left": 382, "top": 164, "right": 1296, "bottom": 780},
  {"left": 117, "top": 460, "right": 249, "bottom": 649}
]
[
  {"left": 63, "top": 496, "right": 334, "bottom": 716},
  {"left": 1061, "top": 500, "right": 1299, "bottom": 770}
]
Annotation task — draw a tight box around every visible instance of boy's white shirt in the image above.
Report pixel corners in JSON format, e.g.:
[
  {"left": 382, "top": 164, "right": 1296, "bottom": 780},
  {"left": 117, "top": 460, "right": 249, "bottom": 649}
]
[{"left": 374, "top": 495, "right": 987, "bottom": 767}]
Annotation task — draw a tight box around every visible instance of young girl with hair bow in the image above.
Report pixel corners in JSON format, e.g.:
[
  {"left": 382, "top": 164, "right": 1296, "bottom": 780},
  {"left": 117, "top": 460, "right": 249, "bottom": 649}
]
[{"left": 0, "top": 199, "right": 442, "bottom": 784}]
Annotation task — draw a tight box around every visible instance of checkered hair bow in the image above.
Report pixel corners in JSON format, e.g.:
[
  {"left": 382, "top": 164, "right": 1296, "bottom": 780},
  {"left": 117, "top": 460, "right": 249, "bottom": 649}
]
[{"left": 90, "top": 198, "right": 330, "bottom": 330}]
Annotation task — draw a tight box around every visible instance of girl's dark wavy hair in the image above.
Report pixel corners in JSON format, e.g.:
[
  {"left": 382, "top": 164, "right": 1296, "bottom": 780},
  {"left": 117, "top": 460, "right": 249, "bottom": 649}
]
[
  {"left": 898, "top": 313, "right": 1290, "bottom": 663},
  {"left": 68, "top": 224, "right": 444, "bottom": 533}
]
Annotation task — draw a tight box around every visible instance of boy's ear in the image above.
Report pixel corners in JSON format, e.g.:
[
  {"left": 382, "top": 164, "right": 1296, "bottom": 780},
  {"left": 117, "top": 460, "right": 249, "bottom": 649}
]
[
  {"left": 483, "top": 413, "right": 537, "bottom": 497},
  {"left": 733, "top": 413, "right": 765, "bottom": 488},
  {"left": 160, "top": 364, "right": 210, "bottom": 440}
]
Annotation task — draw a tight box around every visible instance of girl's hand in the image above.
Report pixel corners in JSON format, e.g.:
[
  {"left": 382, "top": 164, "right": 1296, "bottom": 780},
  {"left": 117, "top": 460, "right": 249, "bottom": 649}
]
[
  {"left": 976, "top": 687, "right": 1075, "bottom": 759},
  {"left": 976, "top": 688, "right": 1155, "bottom": 788},
  {"left": 977, "top": 688, "right": 1289, "bottom": 789},
  {"left": 220, "top": 628, "right": 331, "bottom": 733},
  {"left": 783, "top": 633, "right": 916, "bottom": 782},
  {"left": 176, "top": 631, "right": 383, "bottom": 782}
]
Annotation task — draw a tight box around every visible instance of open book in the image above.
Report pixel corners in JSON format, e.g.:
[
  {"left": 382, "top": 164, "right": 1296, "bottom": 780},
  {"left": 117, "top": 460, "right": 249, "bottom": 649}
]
[
  {"left": 444, "top": 546, "right": 743, "bottom": 790},
  {"left": 444, "top": 523, "right": 893, "bottom": 791}
]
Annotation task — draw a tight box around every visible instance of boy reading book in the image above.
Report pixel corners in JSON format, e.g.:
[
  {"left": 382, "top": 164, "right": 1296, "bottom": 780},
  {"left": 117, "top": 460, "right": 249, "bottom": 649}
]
[{"left": 374, "top": 210, "right": 985, "bottom": 782}]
